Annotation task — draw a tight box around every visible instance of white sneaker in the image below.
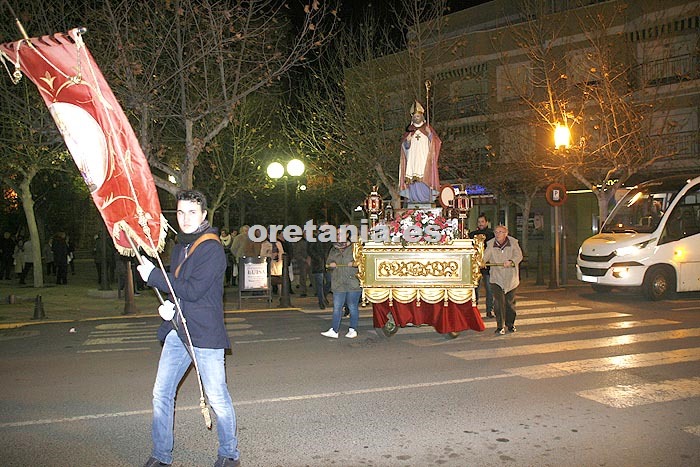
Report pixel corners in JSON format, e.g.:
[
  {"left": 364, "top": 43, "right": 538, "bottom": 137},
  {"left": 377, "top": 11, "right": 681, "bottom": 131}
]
[
  {"left": 345, "top": 328, "right": 358, "bottom": 338},
  {"left": 321, "top": 328, "right": 339, "bottom": 339}
]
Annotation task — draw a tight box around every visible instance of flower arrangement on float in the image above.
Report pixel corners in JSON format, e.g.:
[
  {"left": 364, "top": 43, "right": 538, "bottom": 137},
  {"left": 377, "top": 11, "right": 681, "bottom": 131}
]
[{"left": 373, "top": 209, "right": 458, "bottom": 245}]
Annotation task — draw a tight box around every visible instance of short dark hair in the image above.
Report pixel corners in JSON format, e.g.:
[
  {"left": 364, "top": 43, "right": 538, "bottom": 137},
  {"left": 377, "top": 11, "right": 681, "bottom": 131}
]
[
  {"left": 478, "top": 213, "right": 489, "bottom": 222},
  {"left": 176, "top": 189, "right": 208, "bottom": 210}
]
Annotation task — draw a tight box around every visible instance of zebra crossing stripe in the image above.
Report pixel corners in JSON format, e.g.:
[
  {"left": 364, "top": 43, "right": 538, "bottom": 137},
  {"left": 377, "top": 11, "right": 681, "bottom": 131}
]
[
  {"left": 511, "top": 305, "right": 591, "bottom": 314},
  {"left": 503, "top": 348, "right": 700, "bottom": 379},
  {"left": 78, "top": 347, "right": 151, "bottom": 353},
  {"left": 82, "top": 336, "right": 154, "bottom": 345},
  {"left": 515, "top": 300, "right": 556, "bottom": 306},
  {"left": 447, "top": 328, "right": 700, "bottom": 360},
  {"left": 515, "top": 312, "right": 630, "bottom": 325},
  {"left": 576, "top": 377, "right": 700, "bottom": 408},
  {"left": 408, "top": 319, "right": 680, "bottom": 347}
]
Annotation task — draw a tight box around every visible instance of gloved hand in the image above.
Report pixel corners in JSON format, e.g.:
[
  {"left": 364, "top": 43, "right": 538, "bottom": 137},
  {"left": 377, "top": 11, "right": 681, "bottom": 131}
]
[
  {"left": 137, "top": 258, "right": 156, "bottom": 282},
  {"left": 158, "top": 300, "right": 176, "bottom": 321}
]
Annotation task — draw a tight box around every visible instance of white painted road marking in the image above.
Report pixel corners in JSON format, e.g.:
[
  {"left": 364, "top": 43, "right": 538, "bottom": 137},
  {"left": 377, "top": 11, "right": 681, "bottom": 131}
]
[
  {"left": 447, "top": 328, "right": 700, "bottom": 360},
  {"left": 409, "top": 319, "right": 681, "bottom": 347},
  {"left": 576, "top": 377, "right": 700, "bottom": 408},
  {"left": 0, "top": 372, "right": 512, "bottom": 428},
  {"left": 504, "top": 348, "right": 700, "bottom": 379}
]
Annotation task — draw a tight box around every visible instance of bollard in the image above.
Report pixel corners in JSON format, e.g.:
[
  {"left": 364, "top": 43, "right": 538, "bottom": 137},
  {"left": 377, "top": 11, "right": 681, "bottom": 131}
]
[
  {"left": 279, "top": 253, "right": 292, "bottom": 308},
  {"left": 7, "top": 294, "right": 15, "bottom": 304},
  {"left": 32, "top": 294, "right": 46, "bottom": 320}
]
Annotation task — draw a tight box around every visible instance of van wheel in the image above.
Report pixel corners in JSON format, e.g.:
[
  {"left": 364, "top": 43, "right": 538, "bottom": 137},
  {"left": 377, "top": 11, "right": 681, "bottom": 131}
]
[
  {"left": 642, "top": 266, "right": 675, "bottom": 301},
  {"left": 591, "top": 284, "right": 612, "bottom": 293}
]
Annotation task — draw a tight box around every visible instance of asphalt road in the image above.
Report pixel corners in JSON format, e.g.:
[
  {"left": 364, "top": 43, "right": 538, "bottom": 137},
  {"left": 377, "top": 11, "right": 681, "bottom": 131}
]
[{"left": 1, "top": 286, "right": 699, "bottom": 466}]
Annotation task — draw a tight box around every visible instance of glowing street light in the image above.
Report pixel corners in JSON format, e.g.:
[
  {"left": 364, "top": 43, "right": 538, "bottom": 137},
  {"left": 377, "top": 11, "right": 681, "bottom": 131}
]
[
  {"left": 266, "top": 162, "right": 285, "bottom": 180},
  {"left": 554, "top": 123, "right": 571, "bottom": 149},
  {"left": 266, "top": 158, "right": 306, "bottom": 226}
]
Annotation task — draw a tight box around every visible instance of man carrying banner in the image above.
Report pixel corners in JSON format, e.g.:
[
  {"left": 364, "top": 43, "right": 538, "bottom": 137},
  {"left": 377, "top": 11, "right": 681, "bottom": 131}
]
[{"left": 138, "top": 190, "right": 241, "bottom": 467}]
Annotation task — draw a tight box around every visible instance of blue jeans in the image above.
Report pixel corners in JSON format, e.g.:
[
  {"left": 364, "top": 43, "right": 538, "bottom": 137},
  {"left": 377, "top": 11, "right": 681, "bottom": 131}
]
[
  {"left": 330, "top": 290, "right": 361, "bottom": 332},
  {"left": 151, "top": 330, "right": 240, "bottom": 464}
]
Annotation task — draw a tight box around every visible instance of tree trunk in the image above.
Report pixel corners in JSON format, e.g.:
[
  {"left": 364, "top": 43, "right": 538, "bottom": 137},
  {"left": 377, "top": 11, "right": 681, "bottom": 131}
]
[{"left": 19, "top": 176, "right": 44, "bottom": 288}]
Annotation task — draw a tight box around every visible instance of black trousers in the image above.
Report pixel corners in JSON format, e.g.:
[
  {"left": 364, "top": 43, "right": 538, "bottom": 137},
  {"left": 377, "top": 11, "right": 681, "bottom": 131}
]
[{"left": 491, "top": 283, "right": 517, "bottom": 329}]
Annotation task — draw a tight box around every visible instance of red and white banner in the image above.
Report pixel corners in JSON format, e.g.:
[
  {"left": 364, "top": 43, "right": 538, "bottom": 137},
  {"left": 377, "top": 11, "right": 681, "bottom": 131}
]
[{"left": 1, "top": 28, "right": 166, "bottom": 256}]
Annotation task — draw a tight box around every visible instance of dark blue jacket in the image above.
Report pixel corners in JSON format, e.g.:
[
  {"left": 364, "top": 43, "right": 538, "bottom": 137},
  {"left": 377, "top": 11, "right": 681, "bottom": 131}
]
[{"left": 148, "top": 229, "right": 229, "bottom": 349}]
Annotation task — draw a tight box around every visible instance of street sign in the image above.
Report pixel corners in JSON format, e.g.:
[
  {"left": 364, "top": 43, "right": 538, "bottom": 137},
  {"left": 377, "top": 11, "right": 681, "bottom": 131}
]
[{"left": 546, "top": 182, "right": 568, "bottom": 206}]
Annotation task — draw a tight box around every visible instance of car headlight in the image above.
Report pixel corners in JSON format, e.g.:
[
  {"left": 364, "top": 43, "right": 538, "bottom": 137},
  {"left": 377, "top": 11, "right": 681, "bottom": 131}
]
[{"left": 615, "top": 239, "right": 655, "bottom": 257}]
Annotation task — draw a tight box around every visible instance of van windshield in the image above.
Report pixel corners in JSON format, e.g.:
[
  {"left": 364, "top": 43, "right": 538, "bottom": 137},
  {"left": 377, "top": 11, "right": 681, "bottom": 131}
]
[{"left": 602, "top": 183, "right": 680, "bottom": 234}]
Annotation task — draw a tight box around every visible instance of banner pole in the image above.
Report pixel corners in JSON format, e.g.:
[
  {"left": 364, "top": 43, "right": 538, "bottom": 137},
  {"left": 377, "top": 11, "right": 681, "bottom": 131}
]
[{"left": 2, "top": 0, "right": 30, "bottom": 40}]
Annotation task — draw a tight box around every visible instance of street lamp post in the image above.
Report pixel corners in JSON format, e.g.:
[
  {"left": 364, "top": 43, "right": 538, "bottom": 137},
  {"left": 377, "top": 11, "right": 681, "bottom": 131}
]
[
  {"left": 548, "top": 123, "right": 571, "bottom": 289},
  {"left": 266, "top": 159, "right": 305, "bottom": 307}
]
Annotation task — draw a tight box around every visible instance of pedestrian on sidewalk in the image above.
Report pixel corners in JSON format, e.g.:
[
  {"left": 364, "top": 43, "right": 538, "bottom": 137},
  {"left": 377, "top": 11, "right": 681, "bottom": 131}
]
[
  {"left": 138, "top": 189, "right": 241, "bottom": 467},
  {"left": 483, "top": 224, "right": 523, "bottom": 335}
]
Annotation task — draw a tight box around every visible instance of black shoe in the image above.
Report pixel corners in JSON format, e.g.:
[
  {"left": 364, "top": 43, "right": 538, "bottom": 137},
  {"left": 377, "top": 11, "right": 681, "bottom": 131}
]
[
  {"left": 319, "top": 302, "right": 325, "bottom": 310},
  {"left": 485, "top": 312, "right": 494, "bottom": 318},
  {"left": 494, "top": 328, "right": 505, "bottom": 335},
  {"left": 507, "top": 326, "right": 517, "bottom": 333},
  {"left": 300, "top": 293, "right": 307, "bottom": 297},
  {"left": 143, "top": 457, "right": 171, "bottom": 467},
  {"left": 214, "top": 455, "right": 240, "bottom": 467}
]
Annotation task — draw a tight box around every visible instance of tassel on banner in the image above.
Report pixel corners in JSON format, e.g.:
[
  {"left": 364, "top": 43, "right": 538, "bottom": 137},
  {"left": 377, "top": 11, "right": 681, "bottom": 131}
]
[{"left": 201, "top": 398, "right": 212, "bottom": 429}]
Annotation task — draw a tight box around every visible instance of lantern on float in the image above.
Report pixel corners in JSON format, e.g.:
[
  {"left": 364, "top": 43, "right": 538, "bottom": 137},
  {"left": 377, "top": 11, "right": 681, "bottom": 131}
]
[{"left": 364, "top": 186, "right": 383, "bottom": 228}]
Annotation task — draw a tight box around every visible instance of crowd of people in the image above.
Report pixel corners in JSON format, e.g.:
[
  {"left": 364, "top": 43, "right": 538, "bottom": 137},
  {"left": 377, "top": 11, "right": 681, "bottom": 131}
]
[{"left": 0, "top": 231, "right": 75, "bottom": 285}]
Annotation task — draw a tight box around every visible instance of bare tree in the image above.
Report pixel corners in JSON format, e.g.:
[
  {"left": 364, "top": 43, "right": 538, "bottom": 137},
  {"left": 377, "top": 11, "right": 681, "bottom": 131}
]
[
  {"left": 494, "top": 0, "right": 688, "bottom": 220},
  {"left": 287, "top": 0, "right": 450, "bottom": 210},
  {"left": 0, "top": 0, "right": 86, "bottom": 287},
  {"left": 195, "top": 96, "right": 274, "bottom": 225},
  {"left": 87, "top": 0, "right": 338, "bottom": 198},
  {"left": 0, "top": 78, "right": 71, "bottom": 287}
]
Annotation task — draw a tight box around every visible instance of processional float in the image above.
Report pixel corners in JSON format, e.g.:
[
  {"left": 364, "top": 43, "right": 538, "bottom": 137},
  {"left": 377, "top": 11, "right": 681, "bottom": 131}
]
[{"left": 356, "top": 80, "right": 486, "bottom": 338}]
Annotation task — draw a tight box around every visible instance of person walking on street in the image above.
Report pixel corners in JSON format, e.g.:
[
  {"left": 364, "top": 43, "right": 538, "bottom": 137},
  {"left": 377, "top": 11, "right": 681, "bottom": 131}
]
[
  {"left": 137, "top": 189, "right": 241, "bottom": 467},
  {"left": 468, "top": 213, "right": 495, "bottom": 318},
  {"left": 321, "top": 226, "right": 361, "bottom": 339},
  {"left": 483, "top": 225, "right": 523, "bottom": 335}
]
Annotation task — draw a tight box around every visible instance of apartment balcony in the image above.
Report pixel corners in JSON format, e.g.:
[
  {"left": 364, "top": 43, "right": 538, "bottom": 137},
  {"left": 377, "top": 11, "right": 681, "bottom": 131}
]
[
  {"left": 439, "top": 93, "right": 488, "bottom": 121},
  {"left": 632, "top": 53, "right": 700, "bottom": 89},
  {"left": 650, "top": 130, "right": 700, "bottom": 173}
]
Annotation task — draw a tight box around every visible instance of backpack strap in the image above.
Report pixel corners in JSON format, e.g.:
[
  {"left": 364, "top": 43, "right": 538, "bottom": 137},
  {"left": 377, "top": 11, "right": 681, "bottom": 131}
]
[{"left": 174, "top": 233, "right": 221, "bottom": 278}]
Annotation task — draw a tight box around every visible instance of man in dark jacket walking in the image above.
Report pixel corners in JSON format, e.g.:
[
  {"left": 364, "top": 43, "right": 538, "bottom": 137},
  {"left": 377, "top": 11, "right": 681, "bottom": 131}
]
[
  {"left": 469, "top": 213, "right": 495, "bottom": 318},
  {"left": 138, "top": 190, "right": 240, "bottom": 467}
]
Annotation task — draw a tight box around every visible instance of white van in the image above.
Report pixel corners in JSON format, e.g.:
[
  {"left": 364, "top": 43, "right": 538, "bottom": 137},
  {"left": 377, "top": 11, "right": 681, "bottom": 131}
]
[{"left": 577, "top": 174, "right": 700, "bottom": 300}]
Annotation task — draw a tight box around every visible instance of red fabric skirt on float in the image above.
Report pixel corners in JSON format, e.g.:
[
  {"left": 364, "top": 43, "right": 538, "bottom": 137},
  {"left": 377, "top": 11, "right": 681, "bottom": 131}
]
[{"left": 372, "top": 300, "right": 485, "bottom": 334}]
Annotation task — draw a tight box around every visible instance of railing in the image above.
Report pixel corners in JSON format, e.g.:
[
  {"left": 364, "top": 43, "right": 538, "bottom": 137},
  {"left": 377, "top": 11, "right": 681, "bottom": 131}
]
[
  {"left": 633, "top": 53, "right": 699, "bottom": 88},
  {"left": 440, "top": 93, "right": 488, "bottom": 120}
]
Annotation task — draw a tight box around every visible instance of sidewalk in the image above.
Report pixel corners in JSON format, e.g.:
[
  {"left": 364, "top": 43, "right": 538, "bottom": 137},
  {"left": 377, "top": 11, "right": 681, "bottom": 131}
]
[{"left": 0, "top": 259, "right": 585, "bottom": 329}]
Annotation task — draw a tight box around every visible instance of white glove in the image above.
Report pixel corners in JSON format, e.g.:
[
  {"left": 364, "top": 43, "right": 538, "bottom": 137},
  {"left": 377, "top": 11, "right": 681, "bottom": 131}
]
[
  {"left": 158, "top": 300, "right": 176, "bottom": 321},
  {"left": 137, "top": 258, "right": 156, "bottom": 281}
]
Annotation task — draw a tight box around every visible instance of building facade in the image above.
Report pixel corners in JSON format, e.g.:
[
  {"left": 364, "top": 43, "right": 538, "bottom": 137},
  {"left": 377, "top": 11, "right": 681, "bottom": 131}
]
[{"left": 359, "top": 0, "right": 699, "bottom": 272}]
